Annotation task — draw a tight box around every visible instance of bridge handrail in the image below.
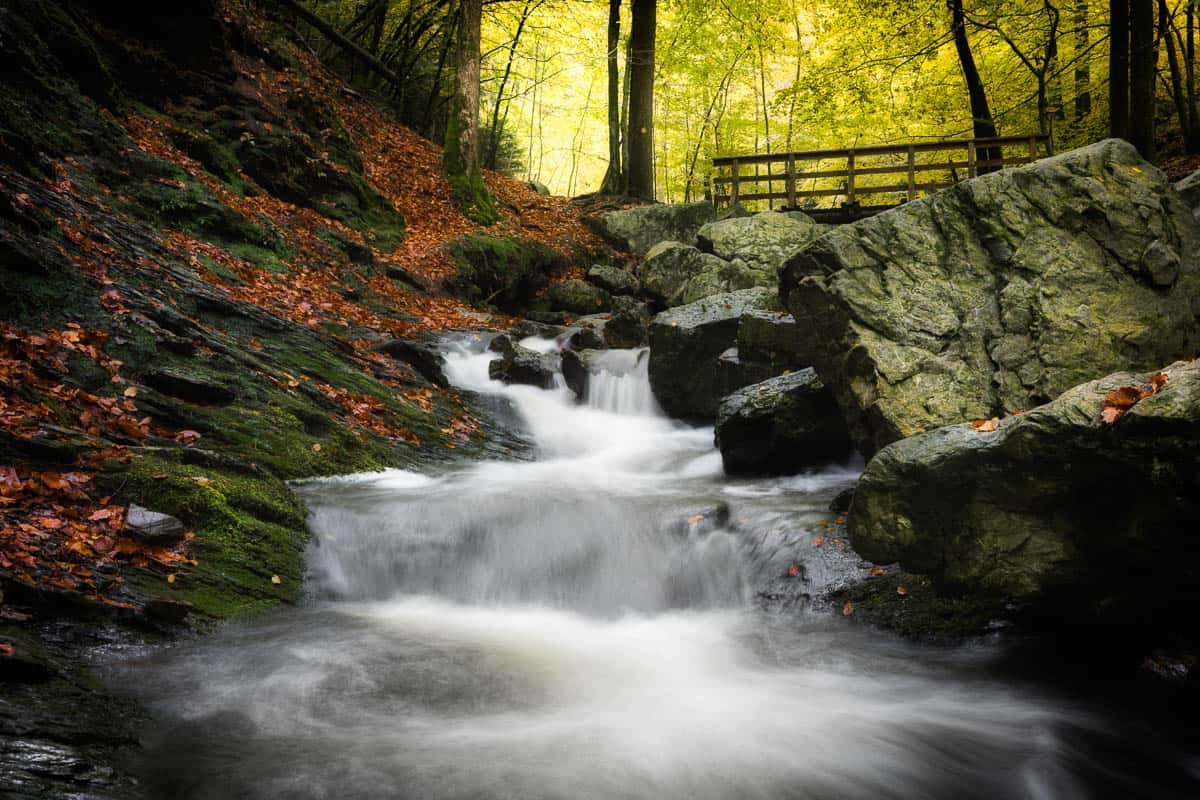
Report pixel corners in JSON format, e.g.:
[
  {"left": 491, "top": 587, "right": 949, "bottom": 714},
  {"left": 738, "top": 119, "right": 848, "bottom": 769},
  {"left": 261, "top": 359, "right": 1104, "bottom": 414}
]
[{"left": 708, "top": 134, "right": 1052, "bottom": 219}]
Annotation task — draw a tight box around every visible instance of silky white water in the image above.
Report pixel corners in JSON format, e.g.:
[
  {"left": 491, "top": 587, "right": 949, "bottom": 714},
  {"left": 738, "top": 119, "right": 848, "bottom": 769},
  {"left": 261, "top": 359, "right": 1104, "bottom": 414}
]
[{"left": 114, "top": 336, "right": 1200, "bottom": 799}]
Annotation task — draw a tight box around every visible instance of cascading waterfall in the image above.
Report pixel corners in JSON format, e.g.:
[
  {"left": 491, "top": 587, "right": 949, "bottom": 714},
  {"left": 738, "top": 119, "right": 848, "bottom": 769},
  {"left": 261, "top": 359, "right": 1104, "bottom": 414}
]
[{"left": 112, "top": 334, "right": 1200, "bottom": 800}]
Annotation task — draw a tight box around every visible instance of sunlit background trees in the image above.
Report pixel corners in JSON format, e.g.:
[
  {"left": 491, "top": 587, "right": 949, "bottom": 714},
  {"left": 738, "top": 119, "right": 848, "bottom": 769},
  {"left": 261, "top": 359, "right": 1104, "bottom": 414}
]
[{"left": 298, "top": 0, "right": 1198, "bottom": 199}]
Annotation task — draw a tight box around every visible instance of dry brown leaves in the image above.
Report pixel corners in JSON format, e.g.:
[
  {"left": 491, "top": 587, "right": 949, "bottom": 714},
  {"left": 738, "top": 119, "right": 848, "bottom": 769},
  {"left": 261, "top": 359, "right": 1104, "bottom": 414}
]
[{"left": 1100, "top": 371, "right": 1169, "bottom": 425}]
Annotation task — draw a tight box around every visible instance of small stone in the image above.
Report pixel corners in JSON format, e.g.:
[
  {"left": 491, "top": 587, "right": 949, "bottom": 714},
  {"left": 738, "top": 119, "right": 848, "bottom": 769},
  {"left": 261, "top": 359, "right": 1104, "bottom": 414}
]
[{"left": 124, "top": 504, "right": 185, "bottom": 544}]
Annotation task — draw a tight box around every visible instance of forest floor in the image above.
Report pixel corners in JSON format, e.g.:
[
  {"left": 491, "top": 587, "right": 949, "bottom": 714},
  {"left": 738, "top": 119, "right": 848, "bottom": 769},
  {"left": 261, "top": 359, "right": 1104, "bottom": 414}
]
[{"left": 0, "top": 0, "right": 624, "bottom": 735}]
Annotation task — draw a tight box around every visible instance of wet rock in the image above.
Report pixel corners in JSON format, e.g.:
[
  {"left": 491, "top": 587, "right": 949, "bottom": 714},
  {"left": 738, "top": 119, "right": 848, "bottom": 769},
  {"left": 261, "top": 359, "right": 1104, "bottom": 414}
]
[
  {"left": 546, "top": 279, "right": 611, "bottom": 314},
  {"left": 488, "top": 333, "right": 514, "bottom": 354},
  {"left": 384, "top": 263, "right": 432, "bottom": 292},
  {"left": 647, "top": 288, "right": 777, "bottom": 421},
  {"left": 561, "top": 348, "right": 604, "bottom": 398},
  {"left": 715, "top": 369, "right": 853, "bottom": 476},
  {"left": 782, "top": 139, "right": 1200, "bottom": 455},
  {"left": 667, "top": 502, "right": 732, "bottom": 538},
  {"left": 604, "top": 296, "right": 650, "bottom": 348},
  {"left": 592, "top": 200, "right": 716, "bottom": 254},
  {"left": 587, "top": 264, "right": 639, "bottom": 296},
  {"left": 509, "top": 319, "right": 567, "bottom": 340},
  {"left": 696, "top": 210, "right": 826, "bottom": 272},
  {"left": 715, "top": 347, "right": 775, "bottom": 398},
  {"left": 851, "top": 359, "right": 1200, "bottom": 630},
  {"left": 488, "top": 344, "right": 558, "bottom": 388},
  {"left": 145, "top": 598, "right": 193, "bottom": 624},
  {"left": 829, "top": 487, "right": 855, "bottom": 514},
  {"left": 372, "top": 339, "right": 448, "bottom": 387},
  {"left": 567, "top": 325, "right": 607, "bottom": 351},
  {"left": 124, "top": 504, "right": 186, "bottom": 544},
  {"left": 142, "top": 367, "right": 236, "bottom": 405},
  {"left": 736, "top": 310, "right": 806, "bottom": 368}
]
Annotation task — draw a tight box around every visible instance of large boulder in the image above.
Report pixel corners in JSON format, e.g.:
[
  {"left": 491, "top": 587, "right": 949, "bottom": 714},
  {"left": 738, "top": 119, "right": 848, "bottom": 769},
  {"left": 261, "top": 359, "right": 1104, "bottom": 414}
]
[
  {"left": 647, "top": 288, "right": 777, "bottom": 421},
  {"left": 443, "top": 235, "right": 564, "bottom": 313},
  {"left": 593, "top": 200, "right": 716, "bottom": 254},
  {"left": 781, "top": 139, "right": 1200, "bottom": 455},
  {"left": 545, "top": 279, "right": 611, "bottom": 314},
  {"left": 678, "top": 257, "right": 775, "bottom": 306},
  {"left": 586, "top": 264, "right": 639, "bottom": 296},
  {"left": 715, "top": 369, "right": 853, "bottom": 476},
  {"left": 851, "top": 359, "right": 1200, "bottom": 629},
  {"left": 488, "top": 344, "right": 558, "bottom": 388},
  {"left": 604, "top": 296, "right": 651, "bottom": 348},
  {"left": 697, "top": 210, "right": 826, "bottom": 272},
  {"left": 736, "top": 310, "right": 805, "bottom": 368},
  {"left": 639, "top": 241, "right": 726, "bottom": 308}
]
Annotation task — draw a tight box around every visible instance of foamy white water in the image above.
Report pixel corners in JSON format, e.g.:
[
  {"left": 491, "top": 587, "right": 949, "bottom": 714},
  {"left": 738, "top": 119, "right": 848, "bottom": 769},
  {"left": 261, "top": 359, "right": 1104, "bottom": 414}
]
[{"left": 114, "top": 335, "right": 1200, "bottom": 799}]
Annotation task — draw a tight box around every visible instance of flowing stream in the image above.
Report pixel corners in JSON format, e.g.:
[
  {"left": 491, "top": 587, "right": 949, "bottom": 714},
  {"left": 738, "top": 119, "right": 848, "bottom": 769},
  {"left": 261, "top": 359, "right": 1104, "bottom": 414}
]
[{"left": 114, "top": 335, "right": 1200, "bottom": 799}]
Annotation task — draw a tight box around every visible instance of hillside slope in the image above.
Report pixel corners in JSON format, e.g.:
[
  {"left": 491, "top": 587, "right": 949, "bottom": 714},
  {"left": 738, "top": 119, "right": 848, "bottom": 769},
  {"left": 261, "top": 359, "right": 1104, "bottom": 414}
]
[{"left": 0, "top": 1, "right": 607, "bottom": 793}]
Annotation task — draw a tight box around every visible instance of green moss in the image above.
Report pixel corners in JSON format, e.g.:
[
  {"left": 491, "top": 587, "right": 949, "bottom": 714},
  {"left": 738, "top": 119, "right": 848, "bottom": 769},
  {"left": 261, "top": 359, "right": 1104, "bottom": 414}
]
[
  {"left": 833, "top": 571, "right": 1008, "bottom": 641},
  {"left": 444, "top": 234, "right": 563, "bottom": 311},
  {"left": 105, "top": 452, "right": 307, "bottom": 620},
  {"left": 443, "top": 98, "right": 500, "bottom": 226},
  {"left": 225, "top": 241, "right": 292, "bottom": 275}
]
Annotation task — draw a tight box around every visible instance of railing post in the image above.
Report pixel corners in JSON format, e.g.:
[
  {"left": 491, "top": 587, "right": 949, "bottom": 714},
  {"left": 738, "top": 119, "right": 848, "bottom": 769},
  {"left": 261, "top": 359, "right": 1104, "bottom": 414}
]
[
  {"left": 906, "top": 145, "right": 916, "bottom": 201},
  {"left": 730, "top": 159, "right": 740, "bottom": 207},
  {"left": 967, "top": 140, "right": 978, "bottom": 179},
  {"left": 846, "top": 150, "right": 856, "bottom": 206},
  {"left": 1028, "top": 134, "right": 1038, "bottom": 162},
  {"left": 786, "top": 154, "right": 797, "bottom": 209}
]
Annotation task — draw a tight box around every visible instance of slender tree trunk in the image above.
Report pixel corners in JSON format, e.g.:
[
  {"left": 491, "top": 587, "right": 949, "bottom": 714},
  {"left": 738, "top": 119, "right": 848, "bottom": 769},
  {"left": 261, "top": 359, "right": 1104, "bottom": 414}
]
[
  {"left": 1128, "top": 0, "right": 1155, "bottom": 158},
  {"left": 444, "top": 0, "right": 498, "bottom": 223},
  {"left": 424, "top": 4, "right": 457, "bottom": 136},
  {"left": 948, "top": 0, "right": 1000, "bottom": 168},
  {"left": 1161, "top": 0, "right": 1192, "bottom": 148},
  {"left": 627, "top": 0, "right": 656, "bottom": 200},
  {"left": 486, "top": 0, "right": 535, "bottom": 170},
  {"left": 600, "top": 0, "right": 624, "bottom": 193},
  {"left": 1110, "top": 0, "right": 1131, "bottom": 139},
  {"left": 620, "top": 26, "right": 633, "bottom": 193},
  {"left": 1188, "top": 1, "right": 1198, "bottom": 141},
  {"left": 1074, "top": 0, "right": 1092, "bottom": 118},
  {"left": 757, "top": 39, "right": 771, "bottom": 153}
]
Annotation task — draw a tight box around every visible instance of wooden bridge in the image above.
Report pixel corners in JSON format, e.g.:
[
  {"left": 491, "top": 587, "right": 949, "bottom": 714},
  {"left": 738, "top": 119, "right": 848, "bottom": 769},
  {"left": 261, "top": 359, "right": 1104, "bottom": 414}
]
[{"left": 710, "top": 134, "right": 1052, "bottom": 223}]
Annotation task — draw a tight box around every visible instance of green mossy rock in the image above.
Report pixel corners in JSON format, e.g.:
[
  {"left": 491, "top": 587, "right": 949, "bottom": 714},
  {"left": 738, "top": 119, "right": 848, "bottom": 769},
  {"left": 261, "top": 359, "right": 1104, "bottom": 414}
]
[
  {"left": 586, "top": 263, "right": 639, "bottom": 296},
  {"left": 444, "top": 234, "right": 564, "bottom": 312},
  {"left": 851, "top": 359, "right": 1200, "bottom": 631},
  {"left": 594, "top": 200, "right": 716, "bottom": 254},
  {"left": 782, "top": 139, "right": 1200, "bottom": 455},
  {"left": 697, "top": 210, "right": 826, "bottom": 272},
  {"left": 546, "top": 278, "right": 611, "bottom": 314}
]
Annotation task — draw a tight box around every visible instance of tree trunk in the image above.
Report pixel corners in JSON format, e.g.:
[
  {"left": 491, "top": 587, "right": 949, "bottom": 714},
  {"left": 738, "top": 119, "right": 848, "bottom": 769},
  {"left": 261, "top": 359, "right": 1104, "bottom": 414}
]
[
  {"left": 1188, "top": 0, "right": 1198, "bottom": 143},
  {"left": 1128, "top": 0, "right": 1155, "bottom": 158},
  {"left": 627, "top": 0, "right": 656, "bottom": 200},
  {"left": 444, "top": 0, "right": 498, "bottom": 223},
  {"left": 948, "top": 0, "right": 1000, "bottom": 168},
  {"left": 1074, "top": 0, "right": 1092, "bottom": 118},
  {"left": 1161, "top": 0, "right": 1192, "bottom": 149},
  {"left": 423, "top": 4, "right": 457, "bottom": 136},
  {"left": 1110, "top": 0, "right": 1131, "bottom": 139},
  {"left": 600, "top": 0, "right": 624, "bottom": 193},
  {"left": 486, "top": 0, "right": 535, "bottom": 170}
]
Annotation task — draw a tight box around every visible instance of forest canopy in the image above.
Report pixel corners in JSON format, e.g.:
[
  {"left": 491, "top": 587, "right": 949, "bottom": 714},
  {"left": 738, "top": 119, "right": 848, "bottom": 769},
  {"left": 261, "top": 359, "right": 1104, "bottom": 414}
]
[{"left": 229, "top": 1, "right": 1200, "bottom": 198}]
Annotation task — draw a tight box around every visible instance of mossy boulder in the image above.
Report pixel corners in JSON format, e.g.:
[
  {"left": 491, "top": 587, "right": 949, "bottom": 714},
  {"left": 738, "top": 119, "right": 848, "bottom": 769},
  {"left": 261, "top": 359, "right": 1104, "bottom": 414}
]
[
  {"left": 594, "top": 200, "right": 716, "bottom": 254},
  {"left": 586, "top": 263, "right": 639, "bottom": 295},
  {"left": 715, "top": 369, "right": 852, "bottom": 476},
  {"left": 697, "top": 210, "right": 826, "bottom": 272},
  {"left": 736, "top": 310, "right": 806, "bottom": 368},
  {"left": 851, "top": 359, "right": 1200, "bottom": 632},
  {"left": 444, "top": 234, "right": 564, "bottom": 313},
  {"left": 781, "top": 139, "right": 1200, "bottom": 455},
  {"left": 546, "top": 278, "right": 611, "bottom": 314},
  {"left": 647, "top": 288, "right": 778, "bottom": 421}
]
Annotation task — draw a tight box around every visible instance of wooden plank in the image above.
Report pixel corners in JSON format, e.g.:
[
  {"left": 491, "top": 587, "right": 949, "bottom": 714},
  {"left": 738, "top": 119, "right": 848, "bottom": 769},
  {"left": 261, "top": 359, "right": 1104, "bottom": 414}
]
[{"left": 730, "top": 159, "right": 740, "bottom": 206}]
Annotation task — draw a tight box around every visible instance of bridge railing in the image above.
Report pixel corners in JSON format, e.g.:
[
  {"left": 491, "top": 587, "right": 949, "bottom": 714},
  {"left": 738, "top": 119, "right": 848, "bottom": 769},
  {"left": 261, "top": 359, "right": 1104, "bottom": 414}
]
[{"left": 710, "top": 134, "right": 1052, "bottom": 221}]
